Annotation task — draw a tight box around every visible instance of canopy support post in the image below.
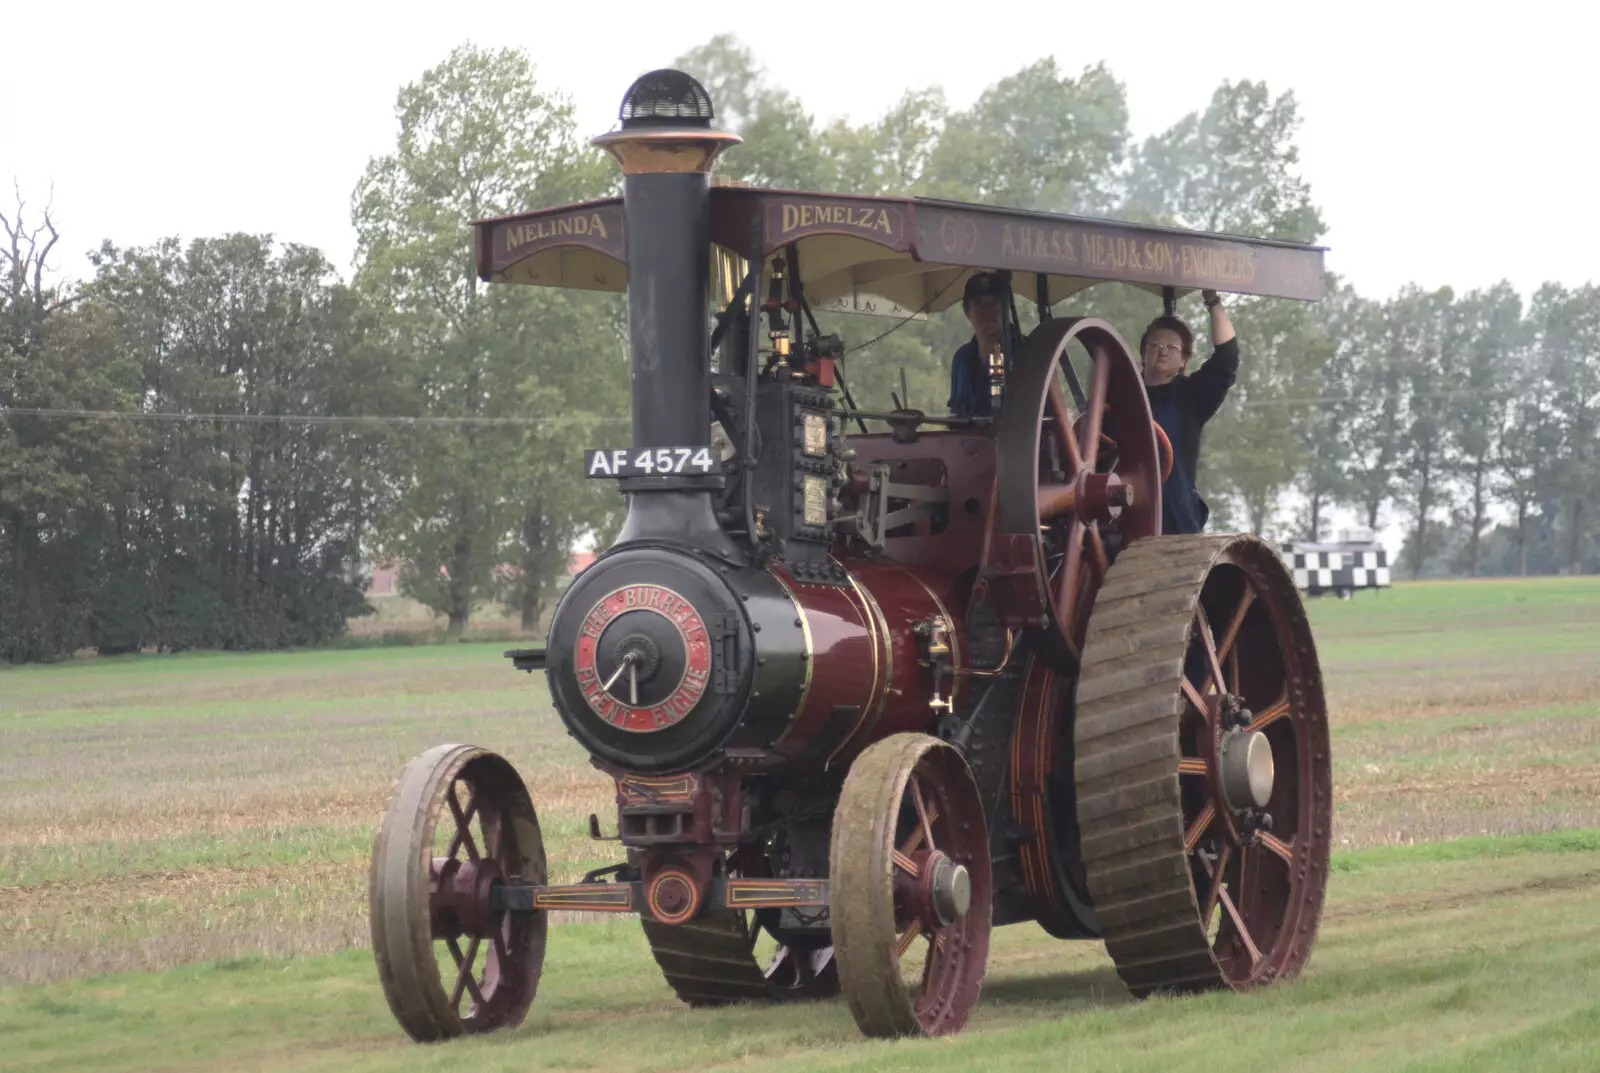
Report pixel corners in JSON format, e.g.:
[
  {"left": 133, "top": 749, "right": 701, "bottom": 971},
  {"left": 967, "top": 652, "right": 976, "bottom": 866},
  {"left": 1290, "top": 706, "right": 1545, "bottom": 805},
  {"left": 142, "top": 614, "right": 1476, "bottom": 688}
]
[
  {"left": 743, "top": 212, "right": 766, "bottom": 559},
  {"left": 1162, "top": 286, "right": 1177, "bottom": 318}
]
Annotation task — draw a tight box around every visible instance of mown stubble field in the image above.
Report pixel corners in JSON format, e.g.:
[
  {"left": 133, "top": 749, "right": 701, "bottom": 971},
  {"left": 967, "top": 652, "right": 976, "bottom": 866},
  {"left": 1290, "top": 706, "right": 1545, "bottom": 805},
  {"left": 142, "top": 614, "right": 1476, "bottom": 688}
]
[{"left": 2, "top": 577, "right": 1598, "bottom": 1071}]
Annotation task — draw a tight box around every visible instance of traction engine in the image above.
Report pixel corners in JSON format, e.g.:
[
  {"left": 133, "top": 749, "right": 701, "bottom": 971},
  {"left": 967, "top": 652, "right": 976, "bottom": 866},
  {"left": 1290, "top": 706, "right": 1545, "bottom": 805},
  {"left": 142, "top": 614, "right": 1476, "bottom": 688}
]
[{"left": 369, "top": 69, "right": 1334, "bottom": 1042}]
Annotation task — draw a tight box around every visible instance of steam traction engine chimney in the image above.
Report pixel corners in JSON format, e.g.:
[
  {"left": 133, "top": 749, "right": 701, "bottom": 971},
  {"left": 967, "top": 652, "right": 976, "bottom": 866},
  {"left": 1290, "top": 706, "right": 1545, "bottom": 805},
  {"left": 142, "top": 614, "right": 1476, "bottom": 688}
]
[{"left": 592, "top": 71, "right": 740, "bottom": 548}]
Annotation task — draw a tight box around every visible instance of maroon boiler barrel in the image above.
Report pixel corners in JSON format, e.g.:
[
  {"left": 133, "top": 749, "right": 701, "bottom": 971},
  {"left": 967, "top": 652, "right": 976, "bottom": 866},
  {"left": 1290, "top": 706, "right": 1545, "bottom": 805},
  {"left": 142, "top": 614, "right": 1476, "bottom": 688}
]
[{"left": 766, "top": 560, "right": 972, "bottom": 769}]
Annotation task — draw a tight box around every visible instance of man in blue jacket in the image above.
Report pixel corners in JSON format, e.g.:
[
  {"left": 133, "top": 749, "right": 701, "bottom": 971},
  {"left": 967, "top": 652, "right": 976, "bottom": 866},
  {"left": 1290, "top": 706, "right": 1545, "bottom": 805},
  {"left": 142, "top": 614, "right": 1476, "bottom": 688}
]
[
  {"left": 1141, "top": 289, "right": 1238, "bottom": 534},
  {"left": 947, "top": 272, "right": 1020, "bottom": 419}
]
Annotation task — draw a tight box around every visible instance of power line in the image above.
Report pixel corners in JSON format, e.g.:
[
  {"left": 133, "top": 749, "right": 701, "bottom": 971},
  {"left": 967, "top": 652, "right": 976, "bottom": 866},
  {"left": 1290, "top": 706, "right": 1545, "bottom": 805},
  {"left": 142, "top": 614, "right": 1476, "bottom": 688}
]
[
  {"left": 1228, "top": 387, "right": 1534, "bottom": 410},
  {"left": 0, "top": 387, "right": 1558, "bottom": 426},
  {"left": 0, "top": 407, "right": 630, "bottom": 427}
]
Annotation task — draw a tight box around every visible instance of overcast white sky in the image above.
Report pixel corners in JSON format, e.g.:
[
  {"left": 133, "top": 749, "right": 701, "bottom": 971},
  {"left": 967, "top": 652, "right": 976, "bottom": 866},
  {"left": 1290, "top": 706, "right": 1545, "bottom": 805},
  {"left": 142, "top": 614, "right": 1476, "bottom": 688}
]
[{"left": 3, "top": 0, "right": 1596, "bottom": 304}]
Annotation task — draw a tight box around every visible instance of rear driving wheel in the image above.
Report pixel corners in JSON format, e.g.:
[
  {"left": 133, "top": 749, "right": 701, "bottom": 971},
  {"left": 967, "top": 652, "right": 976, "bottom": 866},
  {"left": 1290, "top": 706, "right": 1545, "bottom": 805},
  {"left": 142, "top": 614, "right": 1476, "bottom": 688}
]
[
  {"left": 1074, "top": 534, "right": 1331, "bottom": 995},
  {"left": 830, "top": 733, "right": 992, "bottom": 1037}
]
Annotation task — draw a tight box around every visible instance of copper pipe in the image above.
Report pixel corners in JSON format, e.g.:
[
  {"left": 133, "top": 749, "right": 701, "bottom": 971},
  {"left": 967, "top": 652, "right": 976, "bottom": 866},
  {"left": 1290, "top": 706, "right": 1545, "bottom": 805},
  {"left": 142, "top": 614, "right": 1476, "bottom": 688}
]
[
  {"left": 1037, "top": 483, "right": 1077, "bottom": 520},
  {"left": 949, "top": 629, "right": 1016, "bottom": 678}
]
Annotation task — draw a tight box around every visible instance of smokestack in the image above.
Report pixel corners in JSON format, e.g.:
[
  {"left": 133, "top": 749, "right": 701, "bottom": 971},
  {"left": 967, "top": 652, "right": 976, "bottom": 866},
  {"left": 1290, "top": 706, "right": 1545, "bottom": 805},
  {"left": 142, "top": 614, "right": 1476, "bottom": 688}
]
[{"left": 593, "top": 71, "right": 741, "bottom": 549}]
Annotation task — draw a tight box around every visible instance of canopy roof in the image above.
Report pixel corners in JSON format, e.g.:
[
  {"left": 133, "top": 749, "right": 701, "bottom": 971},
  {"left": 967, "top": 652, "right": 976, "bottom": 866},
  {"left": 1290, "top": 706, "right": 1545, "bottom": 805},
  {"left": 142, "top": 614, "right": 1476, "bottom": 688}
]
[{"left": 474, "top": 185, "right": 1326, "bottom": 319}]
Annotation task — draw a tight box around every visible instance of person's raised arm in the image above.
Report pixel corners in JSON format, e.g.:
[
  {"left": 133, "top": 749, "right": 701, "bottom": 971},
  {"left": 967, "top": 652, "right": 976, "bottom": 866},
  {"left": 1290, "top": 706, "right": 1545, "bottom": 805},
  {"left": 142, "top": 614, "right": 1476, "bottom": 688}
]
[
  {"left": 1189, "top": 290, "right": 1239, "bottom": 423},
  {"left": 1208, "top": 289, "right": 1234, "bottom": 346}
]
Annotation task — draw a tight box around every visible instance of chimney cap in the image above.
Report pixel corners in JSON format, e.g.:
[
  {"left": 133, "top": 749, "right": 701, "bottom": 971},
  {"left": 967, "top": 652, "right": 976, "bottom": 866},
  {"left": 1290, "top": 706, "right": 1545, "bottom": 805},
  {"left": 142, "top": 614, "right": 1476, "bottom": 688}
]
[{"left": 619, "top": 69, "right": 716, "bottom": 130}]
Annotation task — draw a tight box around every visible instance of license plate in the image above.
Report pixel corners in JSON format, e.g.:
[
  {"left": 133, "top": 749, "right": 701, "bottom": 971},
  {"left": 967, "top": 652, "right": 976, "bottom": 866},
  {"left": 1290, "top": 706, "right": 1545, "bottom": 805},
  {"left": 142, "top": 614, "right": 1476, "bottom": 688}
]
[{"left": 584, "top": 447, "right": 719, "bottom": 478}]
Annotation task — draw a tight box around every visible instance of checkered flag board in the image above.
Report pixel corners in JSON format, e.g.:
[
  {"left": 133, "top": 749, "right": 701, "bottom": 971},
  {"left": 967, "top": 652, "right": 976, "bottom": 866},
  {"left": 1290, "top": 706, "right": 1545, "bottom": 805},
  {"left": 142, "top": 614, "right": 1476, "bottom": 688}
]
[{"left": 1284, "top": 544, "right": 1390, "bottom": 595}]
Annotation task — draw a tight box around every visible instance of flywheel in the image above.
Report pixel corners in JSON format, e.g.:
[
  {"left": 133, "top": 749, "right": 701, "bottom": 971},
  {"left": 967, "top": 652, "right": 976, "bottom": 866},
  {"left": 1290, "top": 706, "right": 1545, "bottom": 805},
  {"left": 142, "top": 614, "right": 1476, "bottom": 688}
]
[
  {"left": 985, "top": 316, "right": 1164, "bottom": 665},
  {"left": 1073, "top": 534, "right": 1332, "bottom": 995}
]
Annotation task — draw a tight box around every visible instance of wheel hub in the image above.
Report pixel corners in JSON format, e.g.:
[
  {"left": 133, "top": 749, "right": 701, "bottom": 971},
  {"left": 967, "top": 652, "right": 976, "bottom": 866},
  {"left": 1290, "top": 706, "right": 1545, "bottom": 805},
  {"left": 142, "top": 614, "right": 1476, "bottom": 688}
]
[
  {"left": 430, "top": 855, "right": 505, "bottom": 939},
  {"left": 1219, "top": 728, "right": 1274, "bottom": 812},
  {"left": 1073, "top": 470, "right": 1132, "bottom": 523},
  {"left": 923, "top": 851, "right": 972, "bottom": 927}
]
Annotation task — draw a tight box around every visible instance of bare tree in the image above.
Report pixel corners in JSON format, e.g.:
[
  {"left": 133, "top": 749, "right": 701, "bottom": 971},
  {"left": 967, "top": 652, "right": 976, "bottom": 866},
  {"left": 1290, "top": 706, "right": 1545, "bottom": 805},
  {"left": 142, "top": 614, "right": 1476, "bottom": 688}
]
[{"left": 0, "top": 180, "right": 66, "bottom": 362}]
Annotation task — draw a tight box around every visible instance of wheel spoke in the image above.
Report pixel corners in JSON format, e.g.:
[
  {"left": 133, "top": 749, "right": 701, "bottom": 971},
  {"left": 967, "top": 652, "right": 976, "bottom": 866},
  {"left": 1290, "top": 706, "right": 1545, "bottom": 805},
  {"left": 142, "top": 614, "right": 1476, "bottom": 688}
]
[
  {"left": 446, "top": 783, "right": 480, "bottom": 861},
  {"left": 1218, "top": 885, "right": 1262, "bottom": 965},
  {"left": 899, "top": 804, "right": 940, "bottom": 855},
  {"left": 1054, "top": 522, "right": 1086, "bottom": 653},
  {"left": 918, "top": 931, "right": 944, "bottom": 991},
  {"left": 892, "top": 850, "right": 920, "bottom": 877},
  {"left": 910, "top": 776, "right": 936, "bottom": 852},
  {"left": 449, "top": 935, "right": 485, "bottom": 1009},
  {"left": 1084, "top": 522, "right": 1109, "bottom": 579},
  {"left": 894, "top": 919, "right": 923, "bottom": 959},
  {"left": 1181, "top": 678, "right": 1209, "bottom": 718},
  {"left": 1215, "top": 587, "right": 1257, "bottom": 666},
  {"left": 1202, "top": 842, "right": 1231, "bottom": 932},
  {"left": 1078, "top": 345, "right": 1111, "bottom": 461},
  {"left": 1237, "top": 841, "right": 1249, "bottom": 910},
  {"left": 1195, "top": 604, "right": 1227, "bottom": 696},
  {"left": 1046, "top": 378, "right": 1086, "bottom": 474},
  {"left": 493, "top": 919, "right": 511, "bottom": 964},
  {"left": 1260, "top": 833, "right": 1295, "bottom": 865},
  {"left": 1184, "top": 803, "right": 1215, "bottom": 853},
  {"left": 1178, "top": 757, "right": 1208, "bottom": 776},
  {"left": 1248, "top": 696, "right": 1291, "bottom": 733}
]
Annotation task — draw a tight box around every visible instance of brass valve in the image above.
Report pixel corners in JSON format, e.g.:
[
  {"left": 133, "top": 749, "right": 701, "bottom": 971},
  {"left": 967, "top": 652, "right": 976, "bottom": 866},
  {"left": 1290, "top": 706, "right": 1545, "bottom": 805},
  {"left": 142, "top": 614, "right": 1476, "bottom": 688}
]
[{"left": 913, "top": 615, "right": 954, "bottom": 670}]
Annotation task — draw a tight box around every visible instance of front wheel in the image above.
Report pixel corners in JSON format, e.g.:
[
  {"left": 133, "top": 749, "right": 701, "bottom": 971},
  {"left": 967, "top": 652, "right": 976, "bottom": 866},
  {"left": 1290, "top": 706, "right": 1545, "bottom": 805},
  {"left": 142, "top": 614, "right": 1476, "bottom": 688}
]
[
  {"left": 369, "top": 743, "right": 548, "bottom": 1041},
  {"left": 829, "top": 733, "right": 992, "bottom": 1037}
]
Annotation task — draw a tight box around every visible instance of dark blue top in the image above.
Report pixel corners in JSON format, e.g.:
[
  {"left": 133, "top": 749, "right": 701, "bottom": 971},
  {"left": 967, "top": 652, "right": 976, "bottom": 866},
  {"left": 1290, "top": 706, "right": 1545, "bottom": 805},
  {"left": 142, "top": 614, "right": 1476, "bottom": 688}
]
[
  {"left": 1144, "top": 338, "right": 1240, "bottom": 535},
  {"left": 948, "top": 339, "right": 991, "bottom": 417},
  {"left": 948, "top": 328, "right": 1022, "bottom": 418}
]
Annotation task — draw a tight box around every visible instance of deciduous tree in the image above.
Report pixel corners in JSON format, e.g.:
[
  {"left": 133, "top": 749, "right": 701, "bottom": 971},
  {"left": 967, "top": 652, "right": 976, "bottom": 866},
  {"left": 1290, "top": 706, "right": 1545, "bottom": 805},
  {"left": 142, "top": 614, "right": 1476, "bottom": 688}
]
[{"left": 352, "top": 44, "right": 620, "bottom": 635}]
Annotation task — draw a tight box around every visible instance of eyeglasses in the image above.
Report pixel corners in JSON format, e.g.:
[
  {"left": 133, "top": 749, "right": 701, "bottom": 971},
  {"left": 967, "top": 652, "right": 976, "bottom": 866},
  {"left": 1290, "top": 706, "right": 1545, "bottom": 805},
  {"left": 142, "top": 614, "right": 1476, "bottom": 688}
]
[{"left": 1144, "top": 342, "right": 1184, "bottom": 358}]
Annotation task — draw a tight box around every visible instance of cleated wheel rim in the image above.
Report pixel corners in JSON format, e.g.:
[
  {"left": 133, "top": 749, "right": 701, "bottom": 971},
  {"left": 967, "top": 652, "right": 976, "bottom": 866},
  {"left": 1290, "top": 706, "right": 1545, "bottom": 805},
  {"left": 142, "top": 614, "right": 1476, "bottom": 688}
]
[
  {"left": 830, "top": 733, "right": 992, "bottom": 1037},
  {"left": 1074, "top": 535, "right": 1332, "bottom": 996},
  {"left": 370, "top": 744, "right": 547, "bottom": 1041}
]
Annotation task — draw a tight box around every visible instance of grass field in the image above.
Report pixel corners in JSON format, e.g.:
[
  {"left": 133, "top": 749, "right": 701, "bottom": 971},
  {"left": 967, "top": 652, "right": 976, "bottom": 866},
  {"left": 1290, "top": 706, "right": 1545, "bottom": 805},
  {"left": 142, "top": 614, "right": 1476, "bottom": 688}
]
[{"left": 3, "top": 576, "right": 1599, "bottom": 1070}]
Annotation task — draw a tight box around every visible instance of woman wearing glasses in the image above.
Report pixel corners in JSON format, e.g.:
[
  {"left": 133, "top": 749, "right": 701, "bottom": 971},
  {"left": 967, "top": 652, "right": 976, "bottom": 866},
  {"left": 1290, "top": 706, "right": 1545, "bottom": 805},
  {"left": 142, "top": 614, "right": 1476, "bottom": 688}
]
[{"left": 1140, "top": 290, "right": 1236, "bottom": 534}]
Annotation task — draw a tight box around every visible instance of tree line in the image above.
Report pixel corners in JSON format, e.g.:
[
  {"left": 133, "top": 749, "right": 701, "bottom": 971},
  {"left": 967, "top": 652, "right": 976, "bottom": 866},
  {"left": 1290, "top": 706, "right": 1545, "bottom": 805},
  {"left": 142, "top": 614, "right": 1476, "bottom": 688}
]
[{"left": 2, "top": 37, "right": 1595, "bottom": 662}]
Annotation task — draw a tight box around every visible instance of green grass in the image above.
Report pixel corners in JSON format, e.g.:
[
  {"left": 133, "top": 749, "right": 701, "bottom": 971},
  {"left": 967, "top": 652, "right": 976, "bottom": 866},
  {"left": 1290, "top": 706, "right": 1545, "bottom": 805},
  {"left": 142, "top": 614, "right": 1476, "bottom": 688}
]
[
  {"left": 2, "top": 576, "right": 1599, "bottom": 1068},
  {"left": 2, "top": 838, "right": 1597, "bottom": 1073}
]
